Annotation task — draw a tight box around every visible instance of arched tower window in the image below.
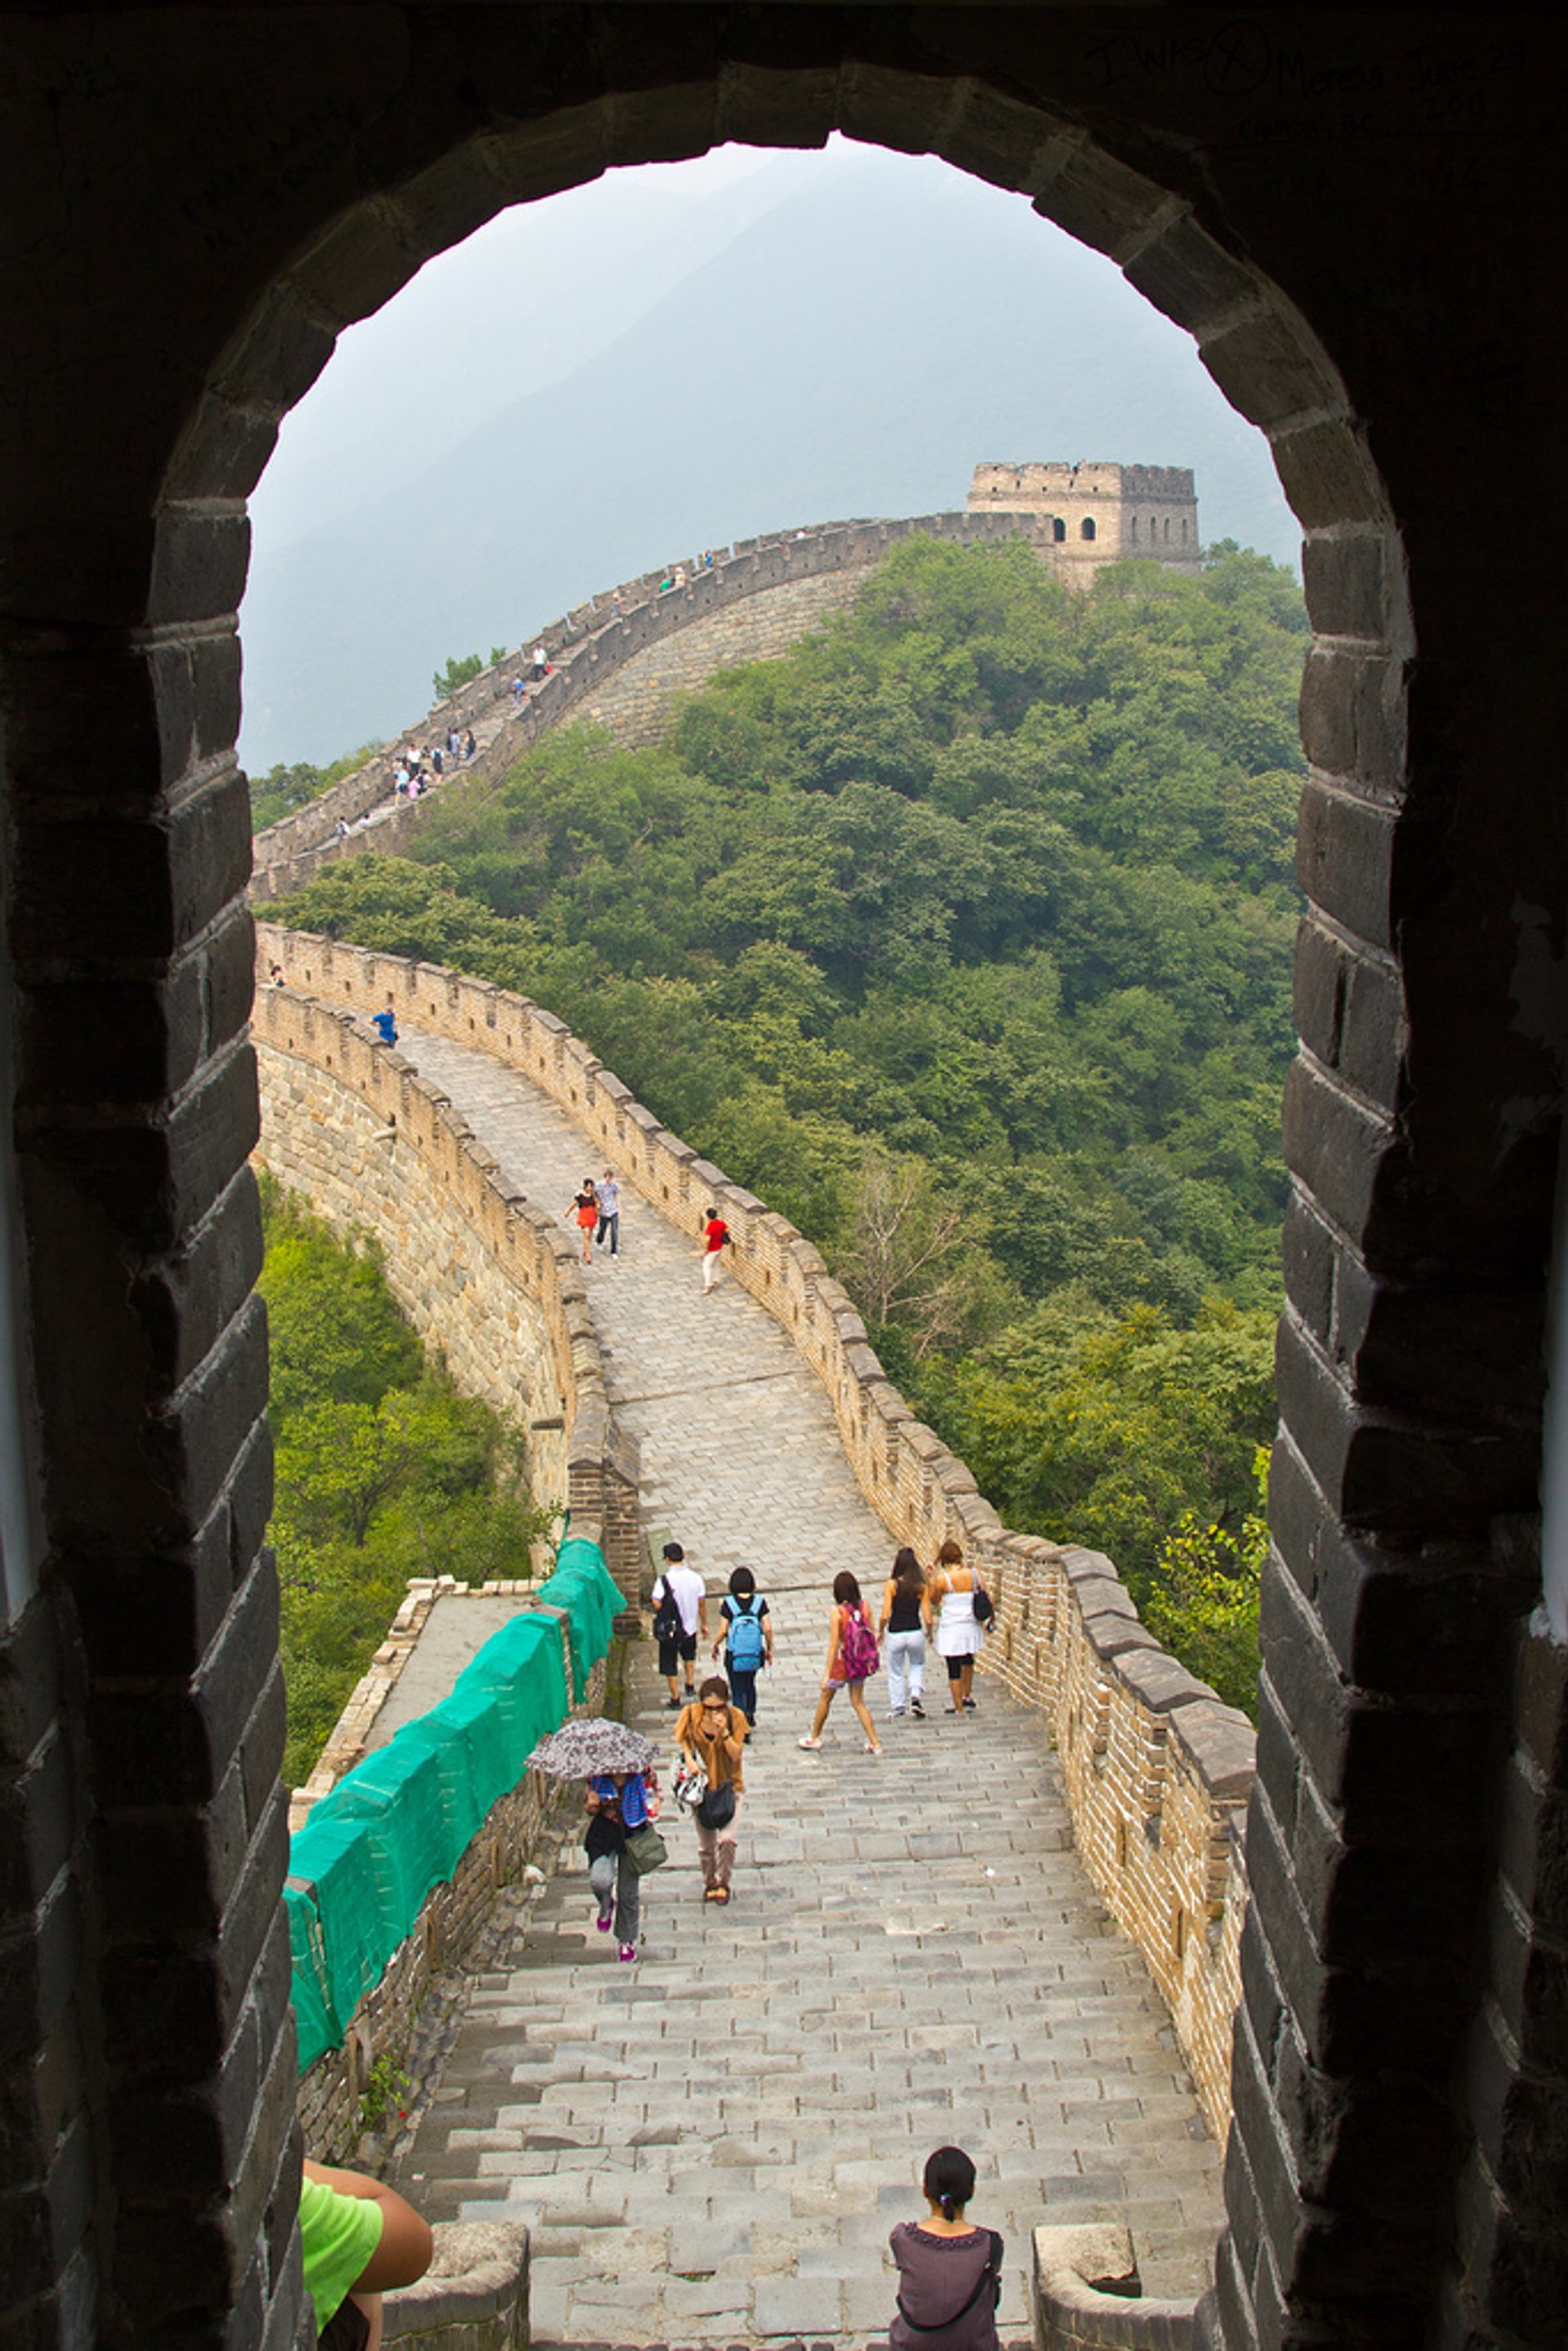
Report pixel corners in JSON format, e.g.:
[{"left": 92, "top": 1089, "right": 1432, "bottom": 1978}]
[
  {"left": 1129, "top": 514, "right": 1138, "bottom": 543},
  {"left": 1081, "top": 517, "right": 1097, "bottom": 541},
  {"left": 1181, "top": 517, "right": 1189, "bottom": 541},
  {"left": 1053, "top": 517, "right": 1066, "bottom": 543},
  {"left": 1165, "top": 517, "right": 1171, "bottom": 541}
]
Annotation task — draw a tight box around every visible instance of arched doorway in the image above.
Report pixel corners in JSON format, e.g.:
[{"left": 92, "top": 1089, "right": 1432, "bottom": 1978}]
[{"left": 2, "top": 16, "right": 1561, "bottom": 2350}]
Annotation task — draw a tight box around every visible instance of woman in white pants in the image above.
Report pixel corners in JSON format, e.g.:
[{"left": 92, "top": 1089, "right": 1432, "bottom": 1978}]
[{"left": 879, "top": 1547, "right": 930, "bottom": 1720}]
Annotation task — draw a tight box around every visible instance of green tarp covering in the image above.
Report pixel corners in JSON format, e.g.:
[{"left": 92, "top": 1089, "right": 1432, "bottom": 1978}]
[
  {"left": 287, "top": 1538, "right": 624, "bottom": 2073},
  {"left": 537, "top": 1538, "right": 623, "bottom": 1701}
]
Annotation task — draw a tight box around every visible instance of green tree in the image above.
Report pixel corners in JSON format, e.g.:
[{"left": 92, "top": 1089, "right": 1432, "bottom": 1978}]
[
  {"left": 1143, "top": 1445, "right": 1267, "bottom": 1716},
  {"left": 432, "top": 650, "right": 483, "bottom": 700}
]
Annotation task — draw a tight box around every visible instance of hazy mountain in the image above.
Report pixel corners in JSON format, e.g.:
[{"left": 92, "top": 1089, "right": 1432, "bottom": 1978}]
[{"left": 239, "top": 148, "right": 1296, "bottom": 771}]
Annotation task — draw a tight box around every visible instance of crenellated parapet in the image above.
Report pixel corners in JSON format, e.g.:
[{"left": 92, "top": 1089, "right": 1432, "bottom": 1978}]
[
  {"left": 248, "top": 508, "right": 1062, "bottom": 902},
  {"left": 256, "top": 920, "right": 1254, "bottom": 2139}
]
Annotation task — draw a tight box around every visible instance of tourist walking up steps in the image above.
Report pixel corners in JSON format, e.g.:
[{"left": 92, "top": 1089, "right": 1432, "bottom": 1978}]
[
  {"left": 676, "top": 1676, "right": 747, "bottom": 1904},
  {"left": 713, "top": 1564, "right": 772, "bottom": 1725},
  {"left": 595, "top": 1168, "right": 621, "bottom": 1258},
  {"left": 889, "top": 2148, "right": 1004, "bottom": 2351},
  {"left": 701, "top": 1203, "right": 731, "bottom": 1293},
  {"left": 652, "top": 1541, "right": 707, "bottom": 1709},
  {"left": 568, "top": 1176, "right": 599, "bottom": 1264},
  {"left": 584, "top": 1767, "right": 659, "bottom": 1962},
  {"left": 799, "top": 1571, "right": 882, "bottom": 1755},
  {"left": 930, "top": 1538, "right": 985, "bottom": 1714},
  {"left": 879, "top": 1546, "right": 929, "bottom": 1721}
]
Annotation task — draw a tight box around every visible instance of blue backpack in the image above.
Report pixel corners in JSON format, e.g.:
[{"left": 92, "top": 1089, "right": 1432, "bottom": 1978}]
[{"left": 725, "top": 1595, "right": 766, "bottom": 1670}]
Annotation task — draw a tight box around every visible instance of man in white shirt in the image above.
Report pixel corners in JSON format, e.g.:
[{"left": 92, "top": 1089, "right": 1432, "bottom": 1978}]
[
  {"left": 651, "top": 1541, "right": 707, "bottom": 1708},
  {"left": 595, "top": 1169, "right": 621, "bottom": 1258}
]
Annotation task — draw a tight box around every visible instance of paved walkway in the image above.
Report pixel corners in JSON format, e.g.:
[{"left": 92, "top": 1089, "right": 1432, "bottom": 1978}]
[{"left": 387, "top": 1026, "right": 1224, "bottom": 2340}]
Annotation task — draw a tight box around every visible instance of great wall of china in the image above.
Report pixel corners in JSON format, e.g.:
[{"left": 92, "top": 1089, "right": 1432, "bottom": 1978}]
[
  {"left": 255, "top": 489, "right": 1247, "bottom": 2346},
  {"left": 256, "top": 921, "right": 1254, "bottom": 2152},
  {"left": 250, "top": 469, "right": 1200, "bottom": 906}
]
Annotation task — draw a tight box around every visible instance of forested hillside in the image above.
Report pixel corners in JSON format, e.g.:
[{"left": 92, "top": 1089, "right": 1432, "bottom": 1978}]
[
  {"left": 261, "top": 1180, "right": 550, "bottom": 1783},
  {"left": 277, "top": 537, "right": 1307, "bottom": 1709}
]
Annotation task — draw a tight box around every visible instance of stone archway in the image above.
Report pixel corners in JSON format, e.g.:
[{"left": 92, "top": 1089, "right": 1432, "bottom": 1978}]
[{"left": 2, "top": 14, "right": 1562, "bottom": 2351}]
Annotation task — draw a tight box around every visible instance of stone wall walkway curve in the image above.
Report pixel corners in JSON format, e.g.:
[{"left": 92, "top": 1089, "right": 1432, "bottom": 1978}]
[{"left": 352, "top": 1021, "right": 1227, "bottom": 2341}]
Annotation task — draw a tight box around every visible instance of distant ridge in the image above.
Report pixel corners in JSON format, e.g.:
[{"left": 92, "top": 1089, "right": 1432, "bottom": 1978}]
[{"left": 239, "top": 154, "right": 1294, "bottom": 772}]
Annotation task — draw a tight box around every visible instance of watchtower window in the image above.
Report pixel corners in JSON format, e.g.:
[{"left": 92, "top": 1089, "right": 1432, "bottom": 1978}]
[
  {"left": 1164, "top": 518, "right": 1171, "bottom": 541},
  {"left": 1053, "top": 517, "right": 1066, "bottom": 543},
  {"left": 1081, "top": 517, "right": 1097, "bottom": 541},
  {"left": 1129, "top": 515, "right": 1138, "bottom": 542}
]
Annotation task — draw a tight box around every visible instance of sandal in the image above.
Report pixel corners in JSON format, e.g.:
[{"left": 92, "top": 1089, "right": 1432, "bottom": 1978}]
[
  {"left": 712, "top": 1886, "right": 731, "bottom": 1904},
  {"left": 865, "top": 1740, "right": 884, "bottom": 1756},
  {"left": 704, "top": 1886, "right": 724, "bottom": 1901}
]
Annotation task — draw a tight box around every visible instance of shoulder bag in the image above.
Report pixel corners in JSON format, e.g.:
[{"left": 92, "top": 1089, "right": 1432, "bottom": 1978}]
[
  {"left": 622, "top": 1823, "right": 669, "bottom": 1875},
  {"left": 696, "top": 1780, "right": 737, "bottom": 1831}
]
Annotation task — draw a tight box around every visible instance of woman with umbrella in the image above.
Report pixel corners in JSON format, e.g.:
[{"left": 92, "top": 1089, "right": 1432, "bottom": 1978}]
[{"left": 526, "top": 1719, "right": 662, "bottom": 1963}]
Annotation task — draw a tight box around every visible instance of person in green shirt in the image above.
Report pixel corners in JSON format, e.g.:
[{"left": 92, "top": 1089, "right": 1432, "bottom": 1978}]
[{"left": 299, "top": 2157, "right": 434, "bottom": 2350}]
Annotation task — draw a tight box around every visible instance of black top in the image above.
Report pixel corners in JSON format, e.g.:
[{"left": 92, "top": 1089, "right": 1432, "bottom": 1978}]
[
  {"left": 889, "top": 2225, "right": 1002, "bottom": 2351},
  {"left": 888, "top": 1586, "right": 924, "bottom": 1633}
]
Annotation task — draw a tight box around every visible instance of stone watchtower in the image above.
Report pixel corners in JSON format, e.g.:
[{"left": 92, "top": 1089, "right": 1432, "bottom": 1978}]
[{"left": 968, "top": 461, "right": 1200, "bottom": 576}]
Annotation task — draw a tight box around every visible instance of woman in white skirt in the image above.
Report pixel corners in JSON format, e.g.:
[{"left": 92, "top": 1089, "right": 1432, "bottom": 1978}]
[{"left": 929, "top": 1538, "right": 983, "bottom": 1715}]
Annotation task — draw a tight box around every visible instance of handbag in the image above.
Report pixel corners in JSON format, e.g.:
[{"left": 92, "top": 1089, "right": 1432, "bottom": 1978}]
[
  {"left": 671, "top": 1757, "right": 706, "bottom": 1814},
  {"left": 621, "top": 1823, "right": 668, "bottom": 1875},
  {"left": 695, "top": 1781, "right": 737, "bottom": 1831},
  {"left": 971, "top": 1572, "right": 995, "bottom": 1627}
]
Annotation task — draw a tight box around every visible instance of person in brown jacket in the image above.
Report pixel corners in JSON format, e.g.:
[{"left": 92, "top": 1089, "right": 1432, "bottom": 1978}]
[{"left": 675, "top": 1675, "right": 747, "bottom": 1904}]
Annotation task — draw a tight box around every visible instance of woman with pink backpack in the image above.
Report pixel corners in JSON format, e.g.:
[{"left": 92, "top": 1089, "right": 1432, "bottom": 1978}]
[{"left": 798, "top": 1571, "right": 883, "bottom": 1756}]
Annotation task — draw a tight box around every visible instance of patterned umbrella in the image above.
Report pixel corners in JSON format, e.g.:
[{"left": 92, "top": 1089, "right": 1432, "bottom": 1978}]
[{"left": 524, "top": 1716, "right": 658, "bottom": 1779}]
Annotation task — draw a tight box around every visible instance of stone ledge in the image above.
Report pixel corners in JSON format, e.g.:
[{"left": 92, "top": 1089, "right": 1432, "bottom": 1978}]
[
  {"left": 382, "top": 2219, "right": 528, "bottom": 2346},
  {"left": 1034, "top": 2224, "right": 1195, "bottom": 2351}
]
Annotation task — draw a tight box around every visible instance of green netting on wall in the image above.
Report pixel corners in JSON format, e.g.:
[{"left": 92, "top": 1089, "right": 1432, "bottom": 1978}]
[
  {"left": 287, "top": 1537, "right": 622, "bottom": 2074},
  {"left": 537, "top": 1540, "right": 624, "bottom": 1701}
]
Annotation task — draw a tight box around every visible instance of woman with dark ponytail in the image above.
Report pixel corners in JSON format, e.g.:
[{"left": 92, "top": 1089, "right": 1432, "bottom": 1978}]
[{"left": 888, "top": 2147, "right": 1003, "bottom": 2351}]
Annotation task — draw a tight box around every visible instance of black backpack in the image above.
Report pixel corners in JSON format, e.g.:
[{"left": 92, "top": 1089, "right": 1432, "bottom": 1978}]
[{"left": 652, "top": 1578, "right": 683, "bottom": 1645}]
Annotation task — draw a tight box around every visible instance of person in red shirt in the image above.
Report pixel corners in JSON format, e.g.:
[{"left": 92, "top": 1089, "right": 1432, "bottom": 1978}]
[{"left": 701, "top": 1205, "right": 730, "bottom": 1293}]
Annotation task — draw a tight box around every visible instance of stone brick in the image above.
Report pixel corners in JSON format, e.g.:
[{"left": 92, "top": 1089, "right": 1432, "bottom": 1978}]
[
  {"left": 1198, "top": 308, "right": 1346, "bottom": 434},
  {"left": 1269, "top": 419, "right": 1391, "bottom": 533},
  {"left": 1497, "top": 1757, "right": 1568, "bottom": 1942},
  {"left": 1122, "top": 216, "right": 1261, "bottom": 334},
  {"left": 1294, "top": 778, "right": 1396, "bottom": 954},
  {"left": 17, "top": 967, "right": 208, "bottom": 1107},
  {"left": 0, "top": 1730, "right": 74, "bottom": 1920},
  {"left": 1280, "top": 1061, "right": 1388, "bottom": 1260},
  {"left": 144, "top": 1291, "right": 270, "bottom": 1537},
  {"left": 1298, "top": 648, "right": 1407, "bottom": 792},
  {"left": 1262, "top": 1561, "right": 1500, "bottom": 1842},
  {"left": 1300, "top": 531, "right": 1406, "bottom": 648},
  {"left": 148, "top": 505, "right": 252, "bottom": 629},
  {"left": 1280, "top": 1194, "right": 1334, "bottom": 1355},
  {"left": 0, "top": 1872, "right": 82, "bottom": 2068},
  {"left": 130, "top": 1165, "right": 265, "bottom": 1391}
]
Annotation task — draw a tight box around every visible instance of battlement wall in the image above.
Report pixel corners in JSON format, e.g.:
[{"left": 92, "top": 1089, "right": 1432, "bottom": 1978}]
[
  {"left": 252, "top": 984, "right": 642, "bottom": 1610},
  {"left": 256, "top": 921, "right": 1254, "bottom": 2139},
  {"left": 249, "top": 509, "right": 1061, "bottom": 901}
]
